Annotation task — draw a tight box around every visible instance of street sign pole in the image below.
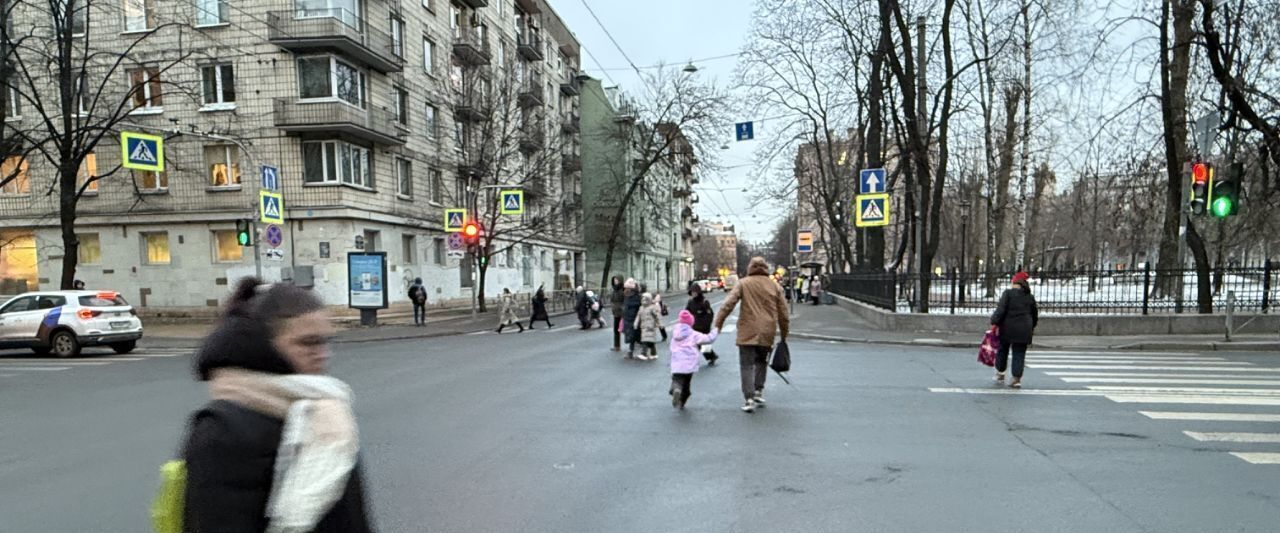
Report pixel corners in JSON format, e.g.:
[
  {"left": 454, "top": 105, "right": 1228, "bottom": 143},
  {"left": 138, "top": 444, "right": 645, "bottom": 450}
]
[{"left": 253, "top": 220, "right": 262, "bottom": 279}]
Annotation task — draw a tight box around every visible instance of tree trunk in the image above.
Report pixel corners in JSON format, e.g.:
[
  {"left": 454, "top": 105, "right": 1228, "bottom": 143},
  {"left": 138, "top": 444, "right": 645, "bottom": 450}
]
[
  {"left": 866, "top": 0, "right": 890, "bottom": 271},
  {"left": 58, "top": 168, "right": 80, "bottom": 290},
  {"left": 987, "top": 86, "right": 1021, "bottom": 294},
  {"left": 1014, "top": 0, "right": 1033, "bottom": 269}
]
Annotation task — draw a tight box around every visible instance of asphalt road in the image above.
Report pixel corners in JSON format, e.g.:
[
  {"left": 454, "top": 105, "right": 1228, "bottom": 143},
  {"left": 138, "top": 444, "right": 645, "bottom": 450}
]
[{"left": 1, "top": 302, "right": 1278, "bottom": 532}]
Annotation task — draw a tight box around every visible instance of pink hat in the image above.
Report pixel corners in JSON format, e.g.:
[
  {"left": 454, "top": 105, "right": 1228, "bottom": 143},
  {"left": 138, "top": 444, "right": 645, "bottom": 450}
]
[{"left": 678, "top": 310, "right": 695, "bottom": 325}]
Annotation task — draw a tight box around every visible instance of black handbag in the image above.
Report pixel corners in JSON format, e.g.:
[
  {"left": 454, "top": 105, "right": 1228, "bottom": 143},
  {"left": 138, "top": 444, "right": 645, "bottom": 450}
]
[{"left": 770, "top": 341, "right": 791, "bottom": 373}]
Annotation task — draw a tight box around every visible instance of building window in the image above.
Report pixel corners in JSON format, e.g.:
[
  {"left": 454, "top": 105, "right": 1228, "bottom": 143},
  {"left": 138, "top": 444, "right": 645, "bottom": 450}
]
[
  {"left": 395, "top": 87, "right": 409, "bottom": 125},
  {"left": 122, "top": 0, "right": 155, "bottom": 32},
  {"left": 302, "top": 140, "right": 372, "bottom": 188},
  {"left": 422, "top": 0, "right": 432, "bottom": 11},
  {"left": 396, "top": 157, "right": 412, "bottom": 196},
  {"left": 133, "top": 169, "right": 168, "bottom": 192},
  {"left": 78, "top": 153, "right": 98, "bottom": 193},
  {"left": 296, "top": 0, "right": 360, "bottom": 27},
  {"left": 430, "top": 168, "right": 443, "bottom": 203},
  {"left": 142, "top": 232, "right": 170, "bottom": 265},
  {"left": 213, "top": 230, "right": 243, "bottom": 262},
  {"left": 4, "top": 85, "right": 20, "bottom": 117},
  {"left": 425, "top": 104, "right": 438, "bottom": 139},
  {"left": 298, "top": 56, "right": 365, "bottom": 107},
  {"left": 433, "top": 237, "right": 445, "bottom": 265},
  {"left": 200, "top": 64, "right": 235, "bottom": 105},
  {"left": 391, "top": 17, "right": 405, "bottom": 57},
  {"left": 196, "top": 0, "right": 228, "bottom": 25},
  {"left": 77, "top": 233, "right": 102, "bottom": 265},
  {"left": 205, "top": 145, "right": 241, "bottom": 187},
  {"left": 0, "top": 156, "right": 30, "bottom": 195},
  {"left": 423, "top": 37, "right": 436, "bottom": 74},
  {"left": 402, "top": 234, "right": 416, "bottom": 264},
  {"left": 70, "top": 4, "right": 87, "bottom": 35},
  {"left": 449, "top": 4, "right": 461, "bottom": 37},
  {"left": 127, "top": 67, "right": 162, "bottom": 110}
]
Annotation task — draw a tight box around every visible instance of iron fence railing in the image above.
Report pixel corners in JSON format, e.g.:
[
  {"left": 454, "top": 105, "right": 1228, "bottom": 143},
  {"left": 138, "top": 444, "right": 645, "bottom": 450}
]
[{"left": 829, "top": 262, "right": 1277, "bottom": 315}]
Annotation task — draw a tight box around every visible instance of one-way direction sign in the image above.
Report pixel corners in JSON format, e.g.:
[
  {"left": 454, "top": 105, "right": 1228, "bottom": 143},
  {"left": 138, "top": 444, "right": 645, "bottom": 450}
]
[{"left": 860, "top": 168, "right": 886, "bottom": 194}]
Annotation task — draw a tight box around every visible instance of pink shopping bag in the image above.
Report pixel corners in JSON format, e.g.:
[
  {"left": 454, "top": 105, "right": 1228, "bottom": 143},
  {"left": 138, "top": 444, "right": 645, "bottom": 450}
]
[{"left": 978, "top": 328, "right": 1000, "bottom": 367}]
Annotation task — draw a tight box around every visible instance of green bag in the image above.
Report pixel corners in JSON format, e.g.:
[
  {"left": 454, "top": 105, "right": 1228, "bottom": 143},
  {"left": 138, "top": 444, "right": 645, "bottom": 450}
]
[{"left": 150, "top": 460, "right": 186, "bottom": 533}]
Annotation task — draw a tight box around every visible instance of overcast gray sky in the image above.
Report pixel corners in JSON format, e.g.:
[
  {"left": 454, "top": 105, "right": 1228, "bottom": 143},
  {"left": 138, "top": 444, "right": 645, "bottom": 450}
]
[{"left": 550, "top": 0, "right": 783, "bottom": 243}]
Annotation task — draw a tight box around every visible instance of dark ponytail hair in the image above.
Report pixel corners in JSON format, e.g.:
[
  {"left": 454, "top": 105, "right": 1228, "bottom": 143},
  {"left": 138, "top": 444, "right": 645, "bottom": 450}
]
[{"left": 195, "top": 277, "right": 326, "bottom": 380}]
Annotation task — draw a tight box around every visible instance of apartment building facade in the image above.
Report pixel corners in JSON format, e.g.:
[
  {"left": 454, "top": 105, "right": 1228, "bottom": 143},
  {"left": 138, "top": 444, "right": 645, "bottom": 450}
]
[
  {"left": 0, "top": 0, "right": 585, "bottom": 307},
  {"left": 579, "top": 76, "right": 696, "bottom": 292}
]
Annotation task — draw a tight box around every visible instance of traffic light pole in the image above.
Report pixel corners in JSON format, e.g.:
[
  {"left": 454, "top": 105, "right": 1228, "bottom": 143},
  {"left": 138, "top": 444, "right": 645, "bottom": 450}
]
[{"left": 253, "top": 221, "right": 262, "bottom": 280}]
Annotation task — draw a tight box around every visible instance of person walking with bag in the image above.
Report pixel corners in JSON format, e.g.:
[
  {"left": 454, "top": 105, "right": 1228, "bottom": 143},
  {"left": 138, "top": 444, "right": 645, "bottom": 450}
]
[
  {"left": 407, "top": 277, "right": 428, "bottom": 327},
  {"left": 496, "top": 288, "right": 525, "bottom": 334},
  {"left": 528, "top": 284, "right": 554, "bottom": 329},
  {"left": 182, "top": 278, "right": 375, "bottom": 533},
  {"left": 713, "top": 257, "right": 790, "bottom": 413},
  {"left": 685, "top": 284, "right": 718, "bottom": 366},
  {"left": 991, "top": 271, "right": 1039, "bottom": 388},
  {"left": 668, "top": 310, "right": 718, "bottom": 409}
]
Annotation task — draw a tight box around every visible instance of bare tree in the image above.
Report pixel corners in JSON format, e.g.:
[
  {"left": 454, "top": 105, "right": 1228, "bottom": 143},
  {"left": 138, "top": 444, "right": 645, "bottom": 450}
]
[{"left": 1, "top": 0, "right": 197, "bottom": 289}]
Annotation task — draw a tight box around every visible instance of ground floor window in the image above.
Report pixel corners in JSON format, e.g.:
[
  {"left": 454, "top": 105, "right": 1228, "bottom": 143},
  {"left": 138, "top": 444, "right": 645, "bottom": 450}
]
[
  {"left": 212, "top": 230, "right": 243, "bottom": 262},
  {"left": 142, "top": 232, "right": 170, "bottom": 264},
  {"left": 78, "top": 233, "right": 101, "bottom": 265}
]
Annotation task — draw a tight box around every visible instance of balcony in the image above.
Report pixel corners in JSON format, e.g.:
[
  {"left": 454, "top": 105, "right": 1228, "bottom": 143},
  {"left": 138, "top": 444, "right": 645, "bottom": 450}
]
[
  {"left": 267, "top": 10, "right": 403, "bottom": 73},
  {"left": 561, "top": 154, "right": 581, "bottom": 173},
  {"left": 524, "top": 180, "right": 548, "bottom": 198},
  {"left": 560, "top": 74, "right": 581, "bottom": 96},
  {"left": 519, "top": 129, "right": 545, "bottom": 153},
  {"left": 560, "top": 112, "right": 580, "bottom": 133},
  {"left": 518, "top": 73, "right": 545, "bottom": 108},
  {"left": 672, "top": 187, "right": 690, "bottom": 198},
  {"left": 452, "top": 29, "right": 491, "bottom": 66},
  {"left": 273, "top": 99, "right": 405, "bottom": 146},
  {"left": 456, "top": 0, "right": 488, "bottom": 7},
  {"left": 517, "top": 31, "right": 544, "bottom": 61}
]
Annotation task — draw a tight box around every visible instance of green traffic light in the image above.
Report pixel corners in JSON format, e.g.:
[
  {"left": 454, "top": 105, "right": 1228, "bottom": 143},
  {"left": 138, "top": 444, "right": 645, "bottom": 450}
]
[{"left": 1211, "top": 197, "right": 1233, "bottom": 218}]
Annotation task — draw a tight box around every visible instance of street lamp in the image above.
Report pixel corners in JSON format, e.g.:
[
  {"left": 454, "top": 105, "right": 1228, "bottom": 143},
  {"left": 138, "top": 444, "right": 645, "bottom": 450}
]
[
  {"left": 958, "top": 200, "right": 971, "bottom": 304},
  {"left": 682, "top": 61, "right": 699, "bottom": 74}
]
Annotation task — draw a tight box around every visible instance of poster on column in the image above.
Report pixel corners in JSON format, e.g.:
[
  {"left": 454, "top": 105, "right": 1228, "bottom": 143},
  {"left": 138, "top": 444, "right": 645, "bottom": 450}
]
[{"left": 347, "top": 252, "right": 388, "bottom": 309}]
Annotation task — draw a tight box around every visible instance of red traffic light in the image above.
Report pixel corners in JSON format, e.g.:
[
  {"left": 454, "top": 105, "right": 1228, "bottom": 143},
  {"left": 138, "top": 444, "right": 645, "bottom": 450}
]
[
  {"left": 1192, "top": 162, "right": 1209, "bottom": 184},
  {"left": 463, "top": 222, "right": 481, "bottom": 240}
]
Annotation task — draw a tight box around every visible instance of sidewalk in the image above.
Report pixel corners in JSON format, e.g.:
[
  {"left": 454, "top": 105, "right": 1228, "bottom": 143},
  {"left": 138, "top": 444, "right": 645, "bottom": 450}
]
[{"left": 786, "top": 300, "right": 1280, "bottom": 352}]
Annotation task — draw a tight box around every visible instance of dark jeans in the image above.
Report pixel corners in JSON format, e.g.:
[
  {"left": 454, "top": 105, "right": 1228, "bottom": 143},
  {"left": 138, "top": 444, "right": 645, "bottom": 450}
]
[
  {"left": 738, "top": 345, "right": 770, "bottom": 400},
  {"left": 412, "top": 303, "right": 426, "bottom": 325},
  {"left": 996, "top": 342, "right": 1028, "bottom": 378},
  {"left": 641, "top": 341, "right": 656, "bottom": 355},
  {"left": 670, "top": 373, "right": 693, "bottom": 404},
  {"left": 613, "top": 315, "right": 623, "bottom": 348}
]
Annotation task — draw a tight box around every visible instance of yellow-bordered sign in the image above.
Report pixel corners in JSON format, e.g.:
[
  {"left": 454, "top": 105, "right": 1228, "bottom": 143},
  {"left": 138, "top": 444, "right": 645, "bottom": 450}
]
[
  {"left": 855, "top": 193, "right": 890, "bottom": 227},
  {"left": 259, "top": 190, "right": 285, "bottom": 225},
  {"left": 444, "top": 208, "right": 467, "bottom": 232},
  {"left": 499, "top": 190, "right": 524, "bottom": 215},
  {"left": 120, "top": 132, "right": 164, "bottom": 171}
]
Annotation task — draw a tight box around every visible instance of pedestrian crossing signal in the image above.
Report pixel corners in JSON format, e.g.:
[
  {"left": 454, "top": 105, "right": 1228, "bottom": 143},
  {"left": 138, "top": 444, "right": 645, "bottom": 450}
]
[
  {"left": 235, "top": 220, "right": 253, "bottom": 246},
  {"left": 120, "top": 132, "right": 164, "bottom": 171},
  {"left": 463, "top": 222, "right": 482, "bottom": 245}
]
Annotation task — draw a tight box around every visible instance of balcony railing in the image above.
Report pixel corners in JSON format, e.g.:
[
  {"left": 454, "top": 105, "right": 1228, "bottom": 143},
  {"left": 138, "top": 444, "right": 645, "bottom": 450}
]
[
  {"left": 452, "top": 29, "right": 492, "bottom": 66},
  {"left": 267, "top": 10, "right": 404, "bottom": 73},
  {"left": 518, "top": 72, "right": 544, "bottom": 108},
  {"left": 562, "top": 154, "right": 582, "bottom": 173},
  {"left": 456, "top": 0, "right": 488, "bottom": 7},
  {"left": 560, "top": 73, "right": 581, "bottom": 96},
  {"left": 519, "top": 129, "right": 545, "bottom": 153},
  {"left": 273, "top": 98, "right": 405, "bottom": 146},
  {"left": 517, "top": 30, "right": 544, "bottom": 61},
  {"left": 560, "top": 112, "right": 580, "bottom": 133}
]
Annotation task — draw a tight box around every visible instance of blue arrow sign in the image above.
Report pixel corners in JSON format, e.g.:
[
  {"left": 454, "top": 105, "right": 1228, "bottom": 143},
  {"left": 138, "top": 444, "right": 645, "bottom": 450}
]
[
  {"left": 860, "top": 168, "right": 886, "bottom": 194},
  {"left": 735, "top": 121, "right": 754, "bottom": 141},
  {"left": 261, "top": 165, "right": 280, "bottom": 191}
]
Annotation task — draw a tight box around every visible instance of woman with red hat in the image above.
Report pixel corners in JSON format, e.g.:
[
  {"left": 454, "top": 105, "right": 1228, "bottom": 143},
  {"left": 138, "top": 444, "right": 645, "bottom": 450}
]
[{"left": 990, "top": 271, "right": 1039, "bottom": 388}]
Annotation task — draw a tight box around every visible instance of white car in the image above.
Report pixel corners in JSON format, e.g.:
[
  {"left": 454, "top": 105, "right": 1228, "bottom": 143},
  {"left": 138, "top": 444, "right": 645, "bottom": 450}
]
[{"left": 0, "top": 290, "right": 143, "bottom": 357}]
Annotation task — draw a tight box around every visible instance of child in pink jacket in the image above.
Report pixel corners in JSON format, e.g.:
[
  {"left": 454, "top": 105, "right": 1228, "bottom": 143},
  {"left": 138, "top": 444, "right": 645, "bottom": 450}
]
[{"left": 669, "top": 310, "right": 718, "bottom": 409}]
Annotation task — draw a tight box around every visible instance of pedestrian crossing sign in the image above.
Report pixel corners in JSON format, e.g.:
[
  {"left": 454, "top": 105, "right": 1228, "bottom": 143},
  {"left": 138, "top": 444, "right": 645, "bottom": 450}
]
[
  {"left": 120, "top": 132, "right": 164, "bottom": 171},
  {"left": 855, "top": 193, "right": 889, "bottom": 227},
  {"left": 500, "top": 190, "right": 524, "bottom": 215},
  {"left": 259, "top": 190, "right": 285, "bottom": 225},
  {"left": 444, "top": 208, "right": 467, "bottom": 232}
]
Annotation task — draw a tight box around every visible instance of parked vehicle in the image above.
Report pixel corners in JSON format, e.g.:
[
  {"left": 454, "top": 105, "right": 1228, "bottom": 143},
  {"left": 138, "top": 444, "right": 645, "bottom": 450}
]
[{"left": 0, "top": 290, "right": 143, "bottom": 357}]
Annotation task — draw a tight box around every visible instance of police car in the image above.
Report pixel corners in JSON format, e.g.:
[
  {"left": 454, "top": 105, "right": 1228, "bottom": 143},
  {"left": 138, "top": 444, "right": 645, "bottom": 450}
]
[{"left": 0, "top": 290, "right": 143, "bottom": 357}]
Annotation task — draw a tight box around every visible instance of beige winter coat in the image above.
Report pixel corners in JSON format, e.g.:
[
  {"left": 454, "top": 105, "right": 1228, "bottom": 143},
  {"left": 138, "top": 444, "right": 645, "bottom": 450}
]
[{"left": 713, "top": 258, "right": 790, "bottom": 347}]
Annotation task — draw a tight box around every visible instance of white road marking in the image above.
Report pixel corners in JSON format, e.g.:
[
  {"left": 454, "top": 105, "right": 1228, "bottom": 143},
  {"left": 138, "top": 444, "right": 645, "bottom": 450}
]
[
  {"left": 1031, "top": 355, "right": 1223, "bottom": 361},
  {"left": 1139, "top": 411, "right": 1280, "bottom": 422},
  {"left": 929, "top": 387, "right": 1106, "bottom": 396},
  {"left": 1086, "top": 386, "right": 1280, "bottom": 396},
  {"left": 1106, "top": 395, "right": 1280, "bottom": 406},
  {"left": 1046, "top": 372, "right": 1274, "bottom": 379},
  {"left": 1032, "top": 359, "right": 1243, "bottom": 365},
  {"left": 1229, "top": 452, "right": 1280, "bottom": 464},
  {"left": 1184, "top": 431, "right": 1280, "bottom": 443},
  {"left": 0, "top": 366, "right": 72, "bottom": 371},
  {"left": 1034, "top": 351, "right": 1197, "bottom": 357},
  {"left": 1063, "top": 377, "right": 1280, "bottom": 386},
  {"left": 0, "top": 357, "right": 143, "bottom": 363},
  {"left": 132, "top": 351, "right": 190, "bottom": 358},
  {"left": 466, "top": 331, "right": 489, "bottom": 336},
  {"left": 0, "top": 361, "right": 112, "bottom": 366},
  {"left": 722, "top": 325, "right": 737, "bottom": 333},
  {"left": 1029, "top": 365, "right": 1280, "bottom": 372}
]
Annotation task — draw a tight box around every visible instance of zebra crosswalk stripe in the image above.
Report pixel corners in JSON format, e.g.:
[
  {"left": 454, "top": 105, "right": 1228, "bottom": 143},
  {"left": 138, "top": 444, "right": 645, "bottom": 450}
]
[
  {"left": 1139, "top": 411, "right": 1280, "bottom": 422},
  {"left": 1063, "top": 377, "right": 1280, "bottom": 386},
  {"left": 1183, "top": 431, "right": 1280, "bottom": 444},
  {"left": 1229, "top": 453, "right": 1280, "bottom": 464},
  {"left": 1029, "top": 365, "right": 1280, "bottom": 372}
]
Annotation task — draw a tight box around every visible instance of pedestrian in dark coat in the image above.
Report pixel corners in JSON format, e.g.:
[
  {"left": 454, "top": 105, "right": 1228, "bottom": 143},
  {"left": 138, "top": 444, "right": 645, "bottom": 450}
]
[
  {"left": 609, "top": 276, "right": 626, "bottom": 351},
  {"left": 685, "top": 284, "right": 718, "bottom": 366},
  {"left": 184, "top": 278, "right": 375, "bottom": 533},
  {"left": 407, "top": 277, "right": 428, "bottom": 326},
  {"left": 621, "top": 278, "right": 642, "bottom": 358},
  {"left": 528, "top": 285, "right": 554, "bottom": 329},
  {"left": 575, "top": 286, "right": 592, "bottom": 329},
  {"left": 990, "top": 271, "right": 1039, "bottom": 388}
]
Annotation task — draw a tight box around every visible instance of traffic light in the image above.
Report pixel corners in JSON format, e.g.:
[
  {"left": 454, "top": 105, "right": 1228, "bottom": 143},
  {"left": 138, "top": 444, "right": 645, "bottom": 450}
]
[
  {"left": 1210, "top": 162, "right": 1241, "bottom": 218},
  {"left": 235, "top": 219, "right": 253, "bottom": 246},
  {"left": 462, "top": 221, "right": 482, "bottom": 244},
  {"left": 1190, "top": 161, "right": 1211, "bottom": 215}
]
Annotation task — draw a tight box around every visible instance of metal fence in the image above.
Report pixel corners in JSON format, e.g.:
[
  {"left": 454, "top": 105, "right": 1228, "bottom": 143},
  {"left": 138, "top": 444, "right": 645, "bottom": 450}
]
[{"left": 829, "top": 262, "right": 1277, "bottom": 315}]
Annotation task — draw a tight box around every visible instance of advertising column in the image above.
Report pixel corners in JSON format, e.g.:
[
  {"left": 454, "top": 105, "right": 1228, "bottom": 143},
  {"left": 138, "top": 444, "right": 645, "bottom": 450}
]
[{"left": 348, "top": 252, "right": 388, "bottom": 326}]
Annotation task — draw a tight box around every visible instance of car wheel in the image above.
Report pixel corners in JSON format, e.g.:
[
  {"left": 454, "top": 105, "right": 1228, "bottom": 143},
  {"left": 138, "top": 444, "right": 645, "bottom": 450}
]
[
  {"left": 50, "top": 330, "right": 81, "bottom": 358},
  {"left": 110, "top": 340, "right": 137, "bottom": 354}
]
